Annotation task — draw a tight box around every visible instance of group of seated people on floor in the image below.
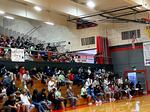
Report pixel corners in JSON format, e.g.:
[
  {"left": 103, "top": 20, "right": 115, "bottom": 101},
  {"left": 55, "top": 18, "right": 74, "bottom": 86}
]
[{"left": 0, "top": 65, "right": 143, "bottom": 112}]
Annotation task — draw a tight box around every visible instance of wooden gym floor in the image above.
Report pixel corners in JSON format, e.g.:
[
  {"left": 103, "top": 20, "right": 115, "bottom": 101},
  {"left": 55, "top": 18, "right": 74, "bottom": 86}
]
[{"left": 57, "top": 95, "right": 150, "bottom": 112}]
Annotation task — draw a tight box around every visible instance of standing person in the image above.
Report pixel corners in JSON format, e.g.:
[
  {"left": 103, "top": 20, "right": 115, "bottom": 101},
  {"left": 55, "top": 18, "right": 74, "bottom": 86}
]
[
  {"left": 31, "top": 89, "right": 45, "bottom": 112},
  {"left": 66, "top": 85, "right": 77, "bottom": 108}
]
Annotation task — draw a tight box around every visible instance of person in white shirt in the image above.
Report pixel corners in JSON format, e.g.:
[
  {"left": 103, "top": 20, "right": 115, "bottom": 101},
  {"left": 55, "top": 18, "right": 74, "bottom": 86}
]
[
  {"left": 22, "top": 71, "right": 33, "bottom": 88},
  {"left": 118, "top": 77, "right": 123, "bottom": 85},
  {"left": 104, "top": 78, "right": 110, "bottom": 86},
  {"left": 93, "top": 78, "right": 100, "bottom": 88},
  {"left": 85, "top": 78, "right": 93, "bottom": 89},
  {"left": 20, "top": 90, "right": 34, "bottom": 112},
  {"left": 48, "top": 78, "right": 56, "bottom": 92}
]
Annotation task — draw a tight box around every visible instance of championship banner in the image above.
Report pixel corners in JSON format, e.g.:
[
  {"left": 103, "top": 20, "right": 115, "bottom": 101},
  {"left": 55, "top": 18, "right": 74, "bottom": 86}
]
[
  {"left": 143, "top": 42, "right": 150, "bottom": 66},
  {"left": 11, "top": 48, "right": 25, "bottom": 62},
  {"left": 145, "top": 26, "right": 150, "bottom": 39}
]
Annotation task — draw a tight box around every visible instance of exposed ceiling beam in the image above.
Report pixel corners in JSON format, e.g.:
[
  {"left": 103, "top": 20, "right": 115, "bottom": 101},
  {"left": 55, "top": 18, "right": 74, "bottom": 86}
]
[
  {"left": 68, "top": 5, "right": 142, "bottom": 21},
  {"left": 123, "top": 0, "right": 150, "bottom": 9}
]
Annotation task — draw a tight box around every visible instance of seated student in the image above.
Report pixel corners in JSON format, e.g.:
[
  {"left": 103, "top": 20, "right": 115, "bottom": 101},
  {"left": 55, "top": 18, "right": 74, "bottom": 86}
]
[
  {"left": 19, "top": 66, "right": 26, "bottom": 80},
  {"left": 85, "top": 78, "right": 93, "bottom": 89},
  {"left": 54, "top": 87, "right": 66, "bottom": 110},
  {"left": 124, "top": 78, "right": 132, "bottom": 100},
  {"left": 22, "top": 71, "right": 33, "bottom": 88},
  {"left": 94, "top": 85, "right": 101, "bottom": 97},
  {"left": 73, "top": 73, "right": 84, "bottom": 86},
  {"left": 41, "top": 73, "right": 48, "bottom": 84},
  {"left": 4, "top": 94, "right": 20, "bottom": 112},
  {"left": 39, "top": 88, "right": 52, "bottom": 110},
  {"left": 136, "top": 81, "right": 143, "bottom": 94},
  {"left": 108, "top": 84, "right": 115, "bottom": 102},
  {"left": 20, "top": 90, "right": 34, "bottom": 112},
  {"left": 6, "top": 81, "right": 17, "bottom": 96},
  {"left": 58, "top": 70, "right": 73, "bottom": 85},
  {"left": 31, "top": 89, "right": 45, "bottom": 112},
  {"left": 67, "top": 71, "right": 74, "bottom": 82},
  {"left": 0, "top": 85, "right": 6, "bottom": 97},
  {"left": 81, "top": 85, "right": 87, "bottom": 99},
  {"left": 48, "top": 78, "right": 56, "bottom": 92},
  {"left": 58, "top": 71, "right": 66, "bottom": 85},
  {"left": 87, "top": 84, "right": 101, "bottom": 104},
  {"left": 48, "top": 88, "right": 55, "bottom": 105},
  {"left": 66, "top": 85, "right": 78, "bottom": 108},
  {"left": 104, "top": 85, "right": 112, "bottom": 102},
  {"left": 2, "top": 73, "right": 12, "bottom": 88}
]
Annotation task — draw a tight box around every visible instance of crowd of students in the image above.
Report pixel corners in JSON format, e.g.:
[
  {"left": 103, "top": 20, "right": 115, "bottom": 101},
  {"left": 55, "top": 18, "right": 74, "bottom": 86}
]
[
  {"left": 0, "top": 34, "right": 83, "bottom": 63},
  {"left": 0, "top": 34, "right": 50, "bottom": 50},
  {"left": 0, "top": 65, "right": 143, "bottom": 112}
]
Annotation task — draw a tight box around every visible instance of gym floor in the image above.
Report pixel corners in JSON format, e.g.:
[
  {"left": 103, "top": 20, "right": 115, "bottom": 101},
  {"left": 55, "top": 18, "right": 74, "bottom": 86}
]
[{"left": 62, "top": 95, "right": 150, "bottom": 112}]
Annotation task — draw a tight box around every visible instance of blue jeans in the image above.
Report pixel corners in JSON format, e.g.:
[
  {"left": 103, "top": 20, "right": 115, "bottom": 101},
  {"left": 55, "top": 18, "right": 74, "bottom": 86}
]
[{"left": 32, "top": 101, "right": 45, "bottom": 112}]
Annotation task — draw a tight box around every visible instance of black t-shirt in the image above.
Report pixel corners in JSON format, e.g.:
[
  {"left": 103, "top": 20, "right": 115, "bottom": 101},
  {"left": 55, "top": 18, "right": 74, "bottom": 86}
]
[
  {"left": 4, "top": 99, "right": 17, "bottom": 112},
  {"left": 48, "top": 92, "right": 55, "bottom": 102},
  {"left": 39, "top": 92, "right": 47, "bottom": 102}
]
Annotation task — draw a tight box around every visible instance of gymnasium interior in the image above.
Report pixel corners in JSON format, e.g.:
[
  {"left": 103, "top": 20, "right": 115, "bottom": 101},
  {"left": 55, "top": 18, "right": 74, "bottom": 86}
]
[{"left": 0, "top": 0, "right": 150, "bottom": 112}]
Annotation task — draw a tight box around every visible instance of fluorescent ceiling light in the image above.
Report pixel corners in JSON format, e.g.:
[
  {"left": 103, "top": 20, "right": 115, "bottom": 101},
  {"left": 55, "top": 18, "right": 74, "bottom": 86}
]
[
  {"left": 0, "top": 10, "right": 5, "bottom": 14},
  {"left": 4, "top": 16, "right": 14, "bottom": 20},
  {"left": 44, "top": 22, "right": 54, "bottom": 25},
  {"left": 34, "top": 6, "right": 42, "bottom": 11},
  {"left": 86, "top": 1, "right": 96, "bottom": 9}
]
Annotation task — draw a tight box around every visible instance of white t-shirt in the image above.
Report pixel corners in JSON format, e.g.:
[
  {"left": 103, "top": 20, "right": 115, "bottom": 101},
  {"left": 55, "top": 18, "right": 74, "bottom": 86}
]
[
  {"left": 20, "top": 94, "right": 30, "bottom": 105},
  {"left": 48, "top": 80, "right": 55, "bottom": 91},
  {"left": 22, "top": 74, "right": 31, "bottom": 81},
  {"left": 104, "top": 79, "right": 110, "bottom": 86}
]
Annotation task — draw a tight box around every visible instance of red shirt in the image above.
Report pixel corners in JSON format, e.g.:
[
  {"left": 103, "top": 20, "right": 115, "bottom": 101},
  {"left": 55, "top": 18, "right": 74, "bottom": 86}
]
[
  {"left": 68, "top": 73, "right": 74, "bottom": 81},
  {"left": 19, "top": 67, "right": 26, "bottom": 76}
]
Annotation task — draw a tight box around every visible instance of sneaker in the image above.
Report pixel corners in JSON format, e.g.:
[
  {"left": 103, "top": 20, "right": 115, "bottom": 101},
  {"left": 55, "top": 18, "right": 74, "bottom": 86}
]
[
  {"left": 95, "top": 101, "right": 98, "bottom": 104},
  {"left": 112, "top": 98, "right": 116, "bottom": 102},
  {"left": 98, "top": 100, "right": 102, "bottom": 105},
  {"left": 129, "top": 95, "right": 133, "bottom": 100},
  {"left": 88, "top": 103, "right": 92, "bottom": 105},
  {"left": 109, "top": 98, "right": 112, "bottom": 102}
]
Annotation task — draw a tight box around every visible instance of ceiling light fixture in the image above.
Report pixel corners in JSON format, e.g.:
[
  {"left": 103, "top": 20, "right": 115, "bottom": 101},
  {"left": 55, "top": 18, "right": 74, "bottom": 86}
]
[
  {"left": 44, "top": 22, "right": 54, "bottom": 26},
  {"left": 4, "top": 16, "right": 14, "bottom": 20},
  {"left": 0, "top": 10, "right": 5, "bottom": 14},
  {"left": 86, "top": 1, "right": 96, "bottom": 9},
  {"left": 34, "top": 6, "right": 42, "bottom": 11}
]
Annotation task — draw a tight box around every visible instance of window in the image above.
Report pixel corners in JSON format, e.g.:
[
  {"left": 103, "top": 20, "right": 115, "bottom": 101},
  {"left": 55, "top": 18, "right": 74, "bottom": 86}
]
[
  {"left": 121, "top": 29, "right": 140, "bottom": 40},
  {"left": 81, "top": 36, "right": 95, "bottom": 46}
]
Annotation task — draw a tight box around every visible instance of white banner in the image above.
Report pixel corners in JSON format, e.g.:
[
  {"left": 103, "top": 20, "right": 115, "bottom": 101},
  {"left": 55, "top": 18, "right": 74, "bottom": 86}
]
[
  {"left": 11, "top": 48, "right": 25, "bottom": 62},
  {"left": 143, "top": 42, "right": 150, "bottom": 66}
]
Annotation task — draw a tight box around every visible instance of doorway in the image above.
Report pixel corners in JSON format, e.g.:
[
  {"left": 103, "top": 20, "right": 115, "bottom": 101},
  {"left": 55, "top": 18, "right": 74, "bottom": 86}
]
[{"left": 124, "top": 70, "right": 148, "bottom": 93}]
